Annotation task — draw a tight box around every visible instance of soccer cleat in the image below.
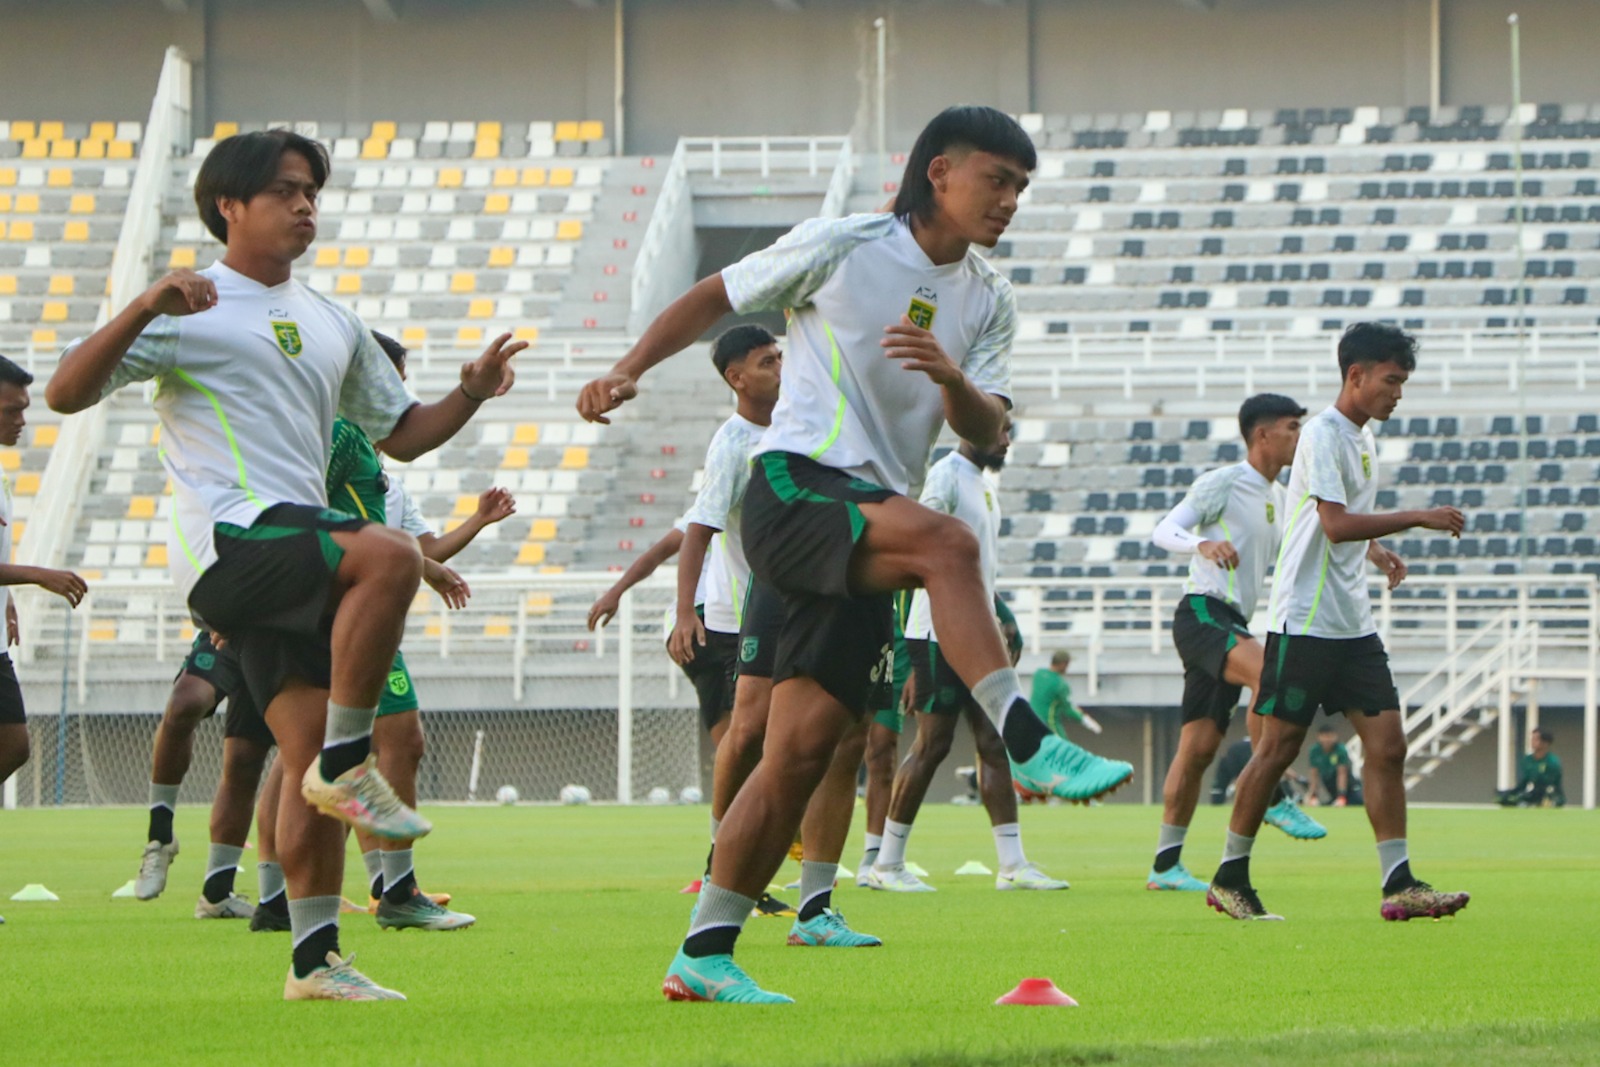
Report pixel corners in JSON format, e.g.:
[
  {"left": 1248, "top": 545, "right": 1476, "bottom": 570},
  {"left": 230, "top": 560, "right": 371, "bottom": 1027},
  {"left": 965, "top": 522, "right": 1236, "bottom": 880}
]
[
  {"left": 367, "top": 891, "right": 453, "bottom": 914},
  {"left": 995, "top": 862, "right": 1069, "bottom": 891},
  {"left": 662, "top": 949, "right": 793, "bottom": 1004},
  {"left": 283, "top": 951, "right": 406, "bottom": 1001},
  {"left": 1146, "top": 864, "right": 1210, "bottom": 891},
  {"left": 1380, "top": 882, "right": 1470, "bottom": 922},
  {"left": 134, "top": 838, "right": 179, "bottom": 900},
  {"left": 787, "top": 908, "right": 882, "bottom": 947},
  {"left": 1206, "top": 882, "right": 1285, "bottom": 921},
  {"left": 1010, "top": 736, "right": 1134, "bottom": 803},
  {"left": 375, "top": 888, "right": 476, "bottom": 931},
  {"left": 863, "top": 864, "right": 935, "bottom": 892},
  {"left": 195, "top": 892, "right": 254, "bottom": 919},
  {"left": 1264, "top": 798, "right": 1328, "bottom": 840},
  {"left": 250, "top": 904, "right": 292, "bottom": 932},
  {"left": 300, "top": 757, "right": 432, "bottom": 842},
  {"left": 752, "top": 892, "right": 797, "bottom": 918}
]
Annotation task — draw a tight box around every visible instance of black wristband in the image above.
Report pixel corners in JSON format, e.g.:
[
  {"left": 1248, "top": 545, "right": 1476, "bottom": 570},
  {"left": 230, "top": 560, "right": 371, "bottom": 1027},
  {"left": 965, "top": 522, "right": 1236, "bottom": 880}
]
[{"left": 459, "top": 383, "right": 491, "bottom": 403}]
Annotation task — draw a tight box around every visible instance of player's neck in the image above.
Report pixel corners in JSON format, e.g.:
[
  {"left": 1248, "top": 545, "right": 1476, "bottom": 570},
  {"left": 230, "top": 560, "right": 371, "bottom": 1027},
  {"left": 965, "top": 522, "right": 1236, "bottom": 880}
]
[
  {"left": 735, "top": 395, "right": 774, "bottom": 428},
  {"left": 909, "top": 214, "right": 971, "bottom": 266},
  {"left": 1244, "top": 449, "right": 1282, "bottom": 484},
  {"left": 1333, "top": 392, "right": 1370, "bottom": 427},
  {"left": 220, "top": 246, "right": 293, "bottom": 289}
]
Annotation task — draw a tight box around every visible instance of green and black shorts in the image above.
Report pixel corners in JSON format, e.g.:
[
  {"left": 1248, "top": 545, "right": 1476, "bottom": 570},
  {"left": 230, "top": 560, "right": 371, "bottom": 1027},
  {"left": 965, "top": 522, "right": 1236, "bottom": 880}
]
[
  {"left": 1172, "top": 593, "right": 1254, "bottom": 729},
  {"left": 1257, "top": 631, "right": 1399, "bottom": 728},
  {"left": 175, "top": 629, "right": 274, "bottom": 746}
]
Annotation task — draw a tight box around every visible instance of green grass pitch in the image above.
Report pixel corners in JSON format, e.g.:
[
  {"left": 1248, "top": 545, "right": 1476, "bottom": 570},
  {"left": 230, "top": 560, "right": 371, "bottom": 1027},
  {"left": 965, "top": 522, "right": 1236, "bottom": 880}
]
[{"left": 0, "top": 801, "right": 1594, "bottom": 1065}]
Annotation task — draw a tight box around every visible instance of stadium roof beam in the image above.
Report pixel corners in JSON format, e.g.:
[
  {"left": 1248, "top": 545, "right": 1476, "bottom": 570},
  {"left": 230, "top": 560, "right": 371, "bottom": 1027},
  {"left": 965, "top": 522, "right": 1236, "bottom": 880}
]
[{"left": 359, "top": 0, "right": 400, "bottom": 23}]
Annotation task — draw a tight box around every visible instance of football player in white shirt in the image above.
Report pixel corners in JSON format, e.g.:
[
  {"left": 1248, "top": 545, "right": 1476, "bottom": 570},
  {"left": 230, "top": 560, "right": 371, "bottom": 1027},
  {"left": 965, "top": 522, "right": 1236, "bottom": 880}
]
[
  {"left": 1207, "top": 323, "right": 1470, "bottom": 923},
  {"left": 1145, "top": 394, "right": 1324, "bottom": 895},
  {"left": 49, "top": 131, "right": 519, "bottom": 1000},
  {"left": 582, "top": 106, "right": 1102, "bottom": 1004}
]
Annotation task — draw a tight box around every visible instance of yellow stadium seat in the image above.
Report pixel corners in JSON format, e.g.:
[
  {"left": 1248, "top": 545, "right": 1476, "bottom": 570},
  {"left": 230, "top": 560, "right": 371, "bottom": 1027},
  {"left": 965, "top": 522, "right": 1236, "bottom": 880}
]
[
  {"left": 501, "top": 446, "right": 529, "bottom": 470},
  {"left": 31, "top": 425, "right": 57, "bottom": 447},
  {"left": 47, "top": 168, "right": 71, "bottom": 187},
  {"left": 467, "top": 298, "right": 493, "bottom": 319},
  {"left": 14, "top": 193, "right": 38, "bottom": 212},
  {"left": 20, "top": 141, "right": 47, "bottom": 159},
  {"left": 528, "top": 518, "right": 558, "bottom": 541},
  {"left": 559, "top": 446, "right": 589, "bottom": 470},
  {"left": 13, "top": 472, "right": 39, "bottom": 496},
  {"left": 513, "top": 326, "right": 539, "bottom": 343},
  {"left": 516, "top": 543, "right": 546, "bottom": 566},
  {"left": 179, "top": 621, "right": 195, "bottom": 641},
  {"left": 370, "top": 121, "right": 397, "bottom": 140},
  {"left": 78, "top": 140, "right": 106, "bottom": 160},
  {"left": 90, "top": 622, "right": 118, "bottom": 642},
  {"left": 30, "top": 329, "right": 56, "bottom": 347},
  {"left": 108, "top": 141, "right": 134, "bottom": 159},
  {"left": 360, "top": 138, "right": 388, "bottom": 160},
  {"left": 554, "top": 121, "right": 580, "bottom": 142},
  {"left": 491, "top": 168, "right": 517, "bottom": 188},
  {"left": 9, "top": 520, "right": 22, "bottom": 546},
  {"left": 144, "top": 544, "right": 168, "bottom": 568},
  {"left": 437, "top": 168, "right": 464, "bottom": 188},
  {"left": 8, "top": 221, "right": 33, "bottom": 242},
  {"left": 482, "top": 616, "right": 512, "bottom": 638},
  {"left": 50, "top": 141, "right": 77, "bottom": 160},
  {"left": 127, "top": 496, "right": 156, "bottom": 519},
  {"left": 487, "top": 246, "right": 514, "bottom": 268},
  {"left": 525, "top": 593, "right": 554, "bottom": 616},
  {"left": 578, "top": 120, "right": 604, "bottom": 141},
  {"left": 512, "top": 423, "right": 539, "bottom": 445},
  {"left": 454, "top": 326, "right": 483, "bottom": 346},
  {"left": 0, "top": 277, "right": 13, "bottom": 295},
  {"left": 39, "top": 121, "right": 64, "bottom": 141},
  {"left": 149, "top": 425, "right": 161, "bottom": 446},
  {"left": 550, "top": 168, "right": 575, "bottom": 187},
  {"left": 449, "top": 272, "right": 476, "bottom": 293},
  {"left": 556, "top": 220, "right": 583, "bottom": 241},
  {"left": 424, "top": 619, "right": 445, "bottom": 639},
  {"left": 47, "top": 275, "right": 72, "bottom": 296},
  {"left": 89, "top": 122, "right": 115, "bottom": 141},
  {"left": 9, "top": 122, "right": 35, "bottom": 141},
  {"left": 484, "top": 193, "right": 509, "bottom": 214},
  {"left": 63, "top": 221, "right": 89, "bottom": 242},
  {"left": 541, "top": 565, "right": 566, "bottom": 575},
  {"left": 212, "top": 121, "right": 239, "bottom": 139},
  {"left": 477, "top": 121, "right": 503, "bottom": 141},
  {"left": 41, "top": 302, "right": 67, "bottom": 323},
  {"left": 472, "top": 138, "right": 500, "bottom": 159},
  {"left": 69, "top": 194, "right": 94, "bottom": 213},
  {"left": 520, "top": 167, "right": 545, "bottom": 187},
  {"left": 314, "top": 247, "right": 339, "bottom": 267},
  {"left": 0, "top": 194, "right": 9, "bottom": 211},
  {"left": 0, "top": 451, "right": 19, "bottom": 471},
  {"left": 452, "top": 494, "right": 478, "bottom": 517},
  {"left": 401, "top": 326, "right": 427, "bottom": 347},
  {"left": 335, "top": 274, "right": 361, "bottom": 295},
  {"left": 344, "top": 246, "right": 370, "bottom": 268}
]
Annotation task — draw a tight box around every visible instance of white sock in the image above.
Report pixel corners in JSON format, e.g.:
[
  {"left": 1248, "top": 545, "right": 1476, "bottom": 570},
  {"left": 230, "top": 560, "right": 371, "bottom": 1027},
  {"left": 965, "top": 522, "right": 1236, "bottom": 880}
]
[
  {"left": 322, "top": 701, "right": 375, "bottom": 749},
  {"left": 992, "top": 822, "right": 1026, "bottom": 870},
  {"left": 380, "top": 848, "right": 415, "bottom": 895},
  {"left": 863, "top": 832, "right": 883, "bottom": 854},
  {"left": 971, "top": 668, "right": 1025, "bottom": 730},
  {"left": 877, "top": 819, "right": 912, "bottom": 868}
]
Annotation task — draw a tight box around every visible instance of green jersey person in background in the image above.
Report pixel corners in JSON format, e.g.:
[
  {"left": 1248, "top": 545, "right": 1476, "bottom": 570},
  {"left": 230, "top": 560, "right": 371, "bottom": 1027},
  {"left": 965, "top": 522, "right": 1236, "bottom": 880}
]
[
  {"left": 1498, "top": 728, "right": 1564, "bottom": 807},
  {"left": 1307, "top": 725, "right": 1363, "bottom": 806},
  {"left": 1030, "top": 650, "right": 1102, "bottom": 738}
]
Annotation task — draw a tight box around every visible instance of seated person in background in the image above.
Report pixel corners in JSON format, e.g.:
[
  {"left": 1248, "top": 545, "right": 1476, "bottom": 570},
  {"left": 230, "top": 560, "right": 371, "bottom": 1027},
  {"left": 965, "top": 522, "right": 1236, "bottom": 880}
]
[
  {"left": 1307, "top": 725, "right": 1363, "bottom": 807},
  {"left": 1498, "top": 728, "right": 1565, "bottom": 807},
  {"left": 1211, "top": 737, "right": 1308, "bottom": 805}
]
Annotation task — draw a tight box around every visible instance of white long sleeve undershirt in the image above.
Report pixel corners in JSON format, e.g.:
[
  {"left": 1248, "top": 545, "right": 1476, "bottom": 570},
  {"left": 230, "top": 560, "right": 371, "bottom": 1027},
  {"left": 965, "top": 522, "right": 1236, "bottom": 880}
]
[{"left": 1150, "top": 500, "right": 1208, "bottom": 555}]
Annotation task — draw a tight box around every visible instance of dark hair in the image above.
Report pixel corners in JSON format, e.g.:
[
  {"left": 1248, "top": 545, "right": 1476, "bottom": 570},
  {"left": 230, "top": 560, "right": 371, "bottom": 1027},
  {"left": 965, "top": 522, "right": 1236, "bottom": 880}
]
[
  {"left": 371, "top": 330, "right": 407, "bottom": 375},
  {"left": 0, "top": 354, "right": 34, "bottom": 389},
  {"left": 892, "top": 105, "right": 1037, "bottom": 225},
  {"left": 1337, "top": 322, "right": 1417, "bottom": 381},
  {"left": 1050, "top": 649, "right": 1071, "bottom": 668},
  {"left": 710, "top": 324, "right": 777, "bottom": 381},
  {"left": 194, "top": 129, "right": 330, "bottom": 243},
  {"left": 1534, "top": 728, "right": 1554, "bottom": 743},
  {"left": 1237, "top": 393, "right": 1306, "bottom": 442}
]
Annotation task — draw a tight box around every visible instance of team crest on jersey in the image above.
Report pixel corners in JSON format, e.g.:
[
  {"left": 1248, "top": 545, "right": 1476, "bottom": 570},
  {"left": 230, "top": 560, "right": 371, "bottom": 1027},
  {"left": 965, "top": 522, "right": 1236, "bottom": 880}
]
[
  {"left": 387, "top": 669, "right": 410, "bottom": 697},
  {"left": 1360, "top": 452, "right": 1372, "bottom": 479},
  {"left": 741, "top": 637, "right": 760, "bottom": 663},
  {"left": 1266, "top": 501, "right": 1276, "bottom": 524},
  {"left": 271, "top": 320, "right": 303, "bottom": 358},
  {"left": 907, "top": 286, "right": 938, "bottom": 329}
]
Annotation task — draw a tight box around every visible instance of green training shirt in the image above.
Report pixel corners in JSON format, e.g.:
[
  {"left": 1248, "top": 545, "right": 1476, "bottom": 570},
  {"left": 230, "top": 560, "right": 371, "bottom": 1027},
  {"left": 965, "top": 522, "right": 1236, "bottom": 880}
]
[
  {"left": 326, "top": 416, "right": 388, "bottom": 525},
  {"left": 1031, "top": 668, "right": 1083, "bottom": 736},
  {"left": 1309, "top": 742, "right": 1352, "bottom": 791},
  {"left": 1517, "top": 752, "right": 1564, "bottom": 798}
]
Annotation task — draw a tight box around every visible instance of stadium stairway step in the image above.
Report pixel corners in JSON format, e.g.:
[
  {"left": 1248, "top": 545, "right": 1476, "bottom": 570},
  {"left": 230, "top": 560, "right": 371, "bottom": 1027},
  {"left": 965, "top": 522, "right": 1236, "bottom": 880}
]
[{"left": 551, "top": 157, "right": 667, "bottom": 333}]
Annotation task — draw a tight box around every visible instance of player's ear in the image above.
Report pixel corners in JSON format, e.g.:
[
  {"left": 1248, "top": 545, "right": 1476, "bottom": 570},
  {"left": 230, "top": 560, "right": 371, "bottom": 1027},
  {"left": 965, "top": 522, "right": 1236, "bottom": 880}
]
[{"left": 928, "top": 154, "right": 952, "bottom": 194}]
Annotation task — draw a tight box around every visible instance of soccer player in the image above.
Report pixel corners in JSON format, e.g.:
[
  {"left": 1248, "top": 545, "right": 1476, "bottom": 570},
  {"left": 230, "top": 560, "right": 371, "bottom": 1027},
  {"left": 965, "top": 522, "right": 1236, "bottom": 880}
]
[
  {"left": 1307, "top": 725, "right": 1362, "bottom": 806},
  {"left": 1030, "top": 651, "right": 1102, "bottom": 738},
  {"left": 867, "top": 428, "right": 1077, "bottom": 893},
  {"left": 49, "top": 129, "right": 518, "bottom": 999},
  {"left": 1206, "top": 323, "right": 1470, "bottom": 923},
  {"left": 855, "top": 589, "right": 912, "bottom": 884},
  {"left": 587, "top": 526, "right": 683, "bottom": 632},
  {"left": 582, "top": 105, "right": 1121, "bottom": 1003},
  {"left": 1497, "top": 728, "right": 1564, "bottom": 807},
  {"left": 1144, "top": 394, "right": 1326, "bottom": 894},
  {"left": 0, "top": 354, "right": 87, "bottom": 926}
]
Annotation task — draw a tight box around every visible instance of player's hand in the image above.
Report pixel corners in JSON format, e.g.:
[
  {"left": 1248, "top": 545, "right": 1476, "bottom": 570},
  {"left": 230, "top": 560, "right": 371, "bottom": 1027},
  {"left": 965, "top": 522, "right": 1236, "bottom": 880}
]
[
  {"left": 423, "top": 559, "right": 471, "bottom": 610},
  {"left": 883, "top": 317, "right": 963, "bottom": 388},
  {"left": 900, "top": 672, "right": 919, "bottom": 715},
  {"left": 1420, "top": 506, "right": 1465, "bottom": 537},
  {"left": 33, "top": 567, "right": 87, "bottom": 608},
  {"left": 667, "top": 611, "right": 706, "bottom": 665},
  {"left": 1369, "top": 543, "right": 1408, "bottom": 590},
  {"left": 577, "top": 373, "right": 638, "bottom": 424},
  {"left": 1197, "top": 540, "right": 1240, "bottom": 569},
  {"left": 587, "top": 588, "right": 622, "bottom": 631},
  {"left": 1081, "top": 714, "right": 1104, "bottom": 735},
  {"left": 475, "top": 487, "right": 516, "bottom": 525},
  {"left": 6, "top": 600, "right": 18, "bottom": 647},
  {"left": 138, "top": 269, "right": 217, "bottom": 318},
  {"left": 459, "top": 332, "right": 524, "bottom": 402}
]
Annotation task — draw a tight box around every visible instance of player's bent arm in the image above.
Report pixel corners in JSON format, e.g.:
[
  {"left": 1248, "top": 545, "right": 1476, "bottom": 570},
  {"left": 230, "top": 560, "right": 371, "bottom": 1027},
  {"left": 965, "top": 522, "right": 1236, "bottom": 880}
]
[
  {"left": 1315, "top": 500, "right": 1458, "bottom": 544},
  {"left": 942, "top": 381, "right": 1007, "bottom": 450},
  {"left": 578, "top": 276, "right": 733, "bottom": 423},
  {"left": 417, "top": 518, "right": 483, "bottom": 564},
  {"left": 47, "top": 302, "right": 161, "bottom": 413},
  {"left": 1151, "top": 501, "right": 1206, "bottom": 554},
  {"left": 675, "top": 524, "right": 716, "bottom": 628},
  {"left": 377, "top": 390, "right": 481, "bottom": 462}
]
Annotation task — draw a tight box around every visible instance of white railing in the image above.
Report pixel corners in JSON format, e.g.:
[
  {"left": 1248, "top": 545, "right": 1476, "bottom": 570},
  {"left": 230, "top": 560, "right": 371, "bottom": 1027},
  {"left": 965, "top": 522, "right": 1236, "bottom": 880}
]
[
  {"left": 627, "top": 139, "right": 693, "bottom": 336},
  {"left": 821, "top": 138, "right": 856, "bottom": 219},
  {"left": 680, "top": 135, "right": 851, "bottom": 180},
  {"left": 402, "top": 337, "right": 631, "bottom": 400}
]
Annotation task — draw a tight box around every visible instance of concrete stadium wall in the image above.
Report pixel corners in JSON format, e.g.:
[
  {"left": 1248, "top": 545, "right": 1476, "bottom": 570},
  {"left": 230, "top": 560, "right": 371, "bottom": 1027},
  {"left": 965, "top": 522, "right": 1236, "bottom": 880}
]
[{"left": 1, "top": 0, "right": 1595, "bottom": 153}]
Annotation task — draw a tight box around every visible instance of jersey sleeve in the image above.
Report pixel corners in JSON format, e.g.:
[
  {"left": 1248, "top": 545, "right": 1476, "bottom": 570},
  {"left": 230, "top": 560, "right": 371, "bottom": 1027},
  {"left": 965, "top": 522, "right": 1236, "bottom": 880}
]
[
  {"left": 721, "top": 214, "right": 892, "bottom": 314},
  {"left": 916, "top": 457, "right": 960, "bottom": 515},
  {"left": 83, "top": 315, "right": 181, "bottom": 399},
  {"left": 325, "top": 418, "right": 363, "bottom": 507},
  {"left": 683, "top": 424, "right": 750, "bottom": 532},
  {"left": 338, "top": 322, "right": 417, "bottom": 443},
  {"left": 962, "top": 273, "right": 1015, "bottom": 403},
  {"left": 395, "top": 482, "right": 433, "bottom": 538},
  {"left": 1183, "top": 466, "right": 1236, "bottom": 526},
  {"left": 1302, "top": 420, "right": 1349, "bottom": 506}
]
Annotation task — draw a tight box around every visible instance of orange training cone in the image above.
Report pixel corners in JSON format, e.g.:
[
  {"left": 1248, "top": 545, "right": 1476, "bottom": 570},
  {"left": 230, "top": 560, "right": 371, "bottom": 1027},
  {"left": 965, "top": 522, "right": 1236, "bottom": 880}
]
[
  {"left": 680, "top": 878, "right": 703, "bottom": 895},
  {"left": 995, "top": 978, "right": 1078, "bottom": 1007}
]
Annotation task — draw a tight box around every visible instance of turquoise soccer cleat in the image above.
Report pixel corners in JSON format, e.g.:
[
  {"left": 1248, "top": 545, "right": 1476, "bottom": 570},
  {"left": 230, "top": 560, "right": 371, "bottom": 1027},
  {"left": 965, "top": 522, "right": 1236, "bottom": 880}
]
[
  {"left": 786, "top": 909, "right": 883, "bottom": 947},
  {"left": 1264, "top": 798, "right": 1328, "bottom": 840},
  {"left": 1146, "top": 863, "right": 1210, "bottom": 891},
  {"left": 1010, "top": 735, "right": 1133, "bottom": 802},
  {"left": 661, "top": 949, "right": 794, "bottom": 1003}
]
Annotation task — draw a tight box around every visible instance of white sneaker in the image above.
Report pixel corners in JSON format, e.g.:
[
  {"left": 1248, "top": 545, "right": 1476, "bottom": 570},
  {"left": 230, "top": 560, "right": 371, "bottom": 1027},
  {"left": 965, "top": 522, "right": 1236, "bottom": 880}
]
[
  {"left": 135, "top": 838, "right": 179, "bottom": 900},
  {"left": 195, "top": 892, "right": 254, "bottom": 919},
  {"left": 996, "top": 862, "right": 1070, "bottom": 891},
  {"left": 864, "top": 864, "right": 936, "bottom": 892},
  {"left": 283, "top": 951, "right": 407, "bottom": 1001},
  {"left": 300, "top": 756, "right": 432, "bottom": 841}
]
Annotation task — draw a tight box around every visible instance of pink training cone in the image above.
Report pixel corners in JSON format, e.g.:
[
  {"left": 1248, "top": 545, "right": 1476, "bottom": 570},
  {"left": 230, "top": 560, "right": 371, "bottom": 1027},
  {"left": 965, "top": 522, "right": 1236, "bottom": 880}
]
[
  {"left": 995, "top": 978, "right": 1079, "bottom": 1007},
  {"left": 679, "top": 879, "right": 703, "bottom": 895}
]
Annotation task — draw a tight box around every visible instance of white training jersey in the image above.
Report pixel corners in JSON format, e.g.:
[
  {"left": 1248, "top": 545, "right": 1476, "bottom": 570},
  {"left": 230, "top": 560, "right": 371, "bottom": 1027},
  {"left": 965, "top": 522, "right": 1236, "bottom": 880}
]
[
  {"left": 722, "top": 213, "right": 1014, "bottom": 494},
  {"left": 0, "top": 471, "right": 12, "bottom": 616},
  {"left": 70, "top": 261, "right": 416, "bottom": 600},
  {"left": 1267, "top": 406, "right": 1380, "bottom": 638},
  {"left": 905, "top": 452, "right": 1000, "bottom": 642},
  {"left": 683, "top": 413, "right": 764, "bottom": 635},
  {"left": 1157, "top": 462, "right": 1284, "bottom": 621},
  {"left": 385, "top": 478, "right": 433, "bottom": 538}
]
